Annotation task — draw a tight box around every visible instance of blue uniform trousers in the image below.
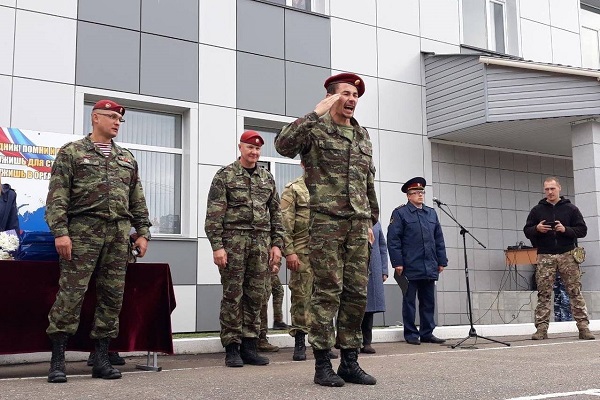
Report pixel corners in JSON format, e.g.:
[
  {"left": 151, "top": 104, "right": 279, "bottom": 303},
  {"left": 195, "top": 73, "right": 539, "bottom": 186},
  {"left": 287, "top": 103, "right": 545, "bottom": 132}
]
[{"left": 403, "top": 279, "right": 436, "bottom": 341}]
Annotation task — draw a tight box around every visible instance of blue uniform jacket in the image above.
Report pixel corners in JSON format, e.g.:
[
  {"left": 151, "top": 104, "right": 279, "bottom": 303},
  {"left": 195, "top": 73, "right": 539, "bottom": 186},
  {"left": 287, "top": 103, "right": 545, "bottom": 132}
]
[{"left": 386, "top": 202, "right": 447, "bottom": 281}]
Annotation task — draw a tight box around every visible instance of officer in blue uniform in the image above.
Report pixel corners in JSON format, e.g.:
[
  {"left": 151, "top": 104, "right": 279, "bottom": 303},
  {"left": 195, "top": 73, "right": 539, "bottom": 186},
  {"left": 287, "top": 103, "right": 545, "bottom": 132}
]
[{"left": 387, "top": 177, "right": 447, "bottom": 345}]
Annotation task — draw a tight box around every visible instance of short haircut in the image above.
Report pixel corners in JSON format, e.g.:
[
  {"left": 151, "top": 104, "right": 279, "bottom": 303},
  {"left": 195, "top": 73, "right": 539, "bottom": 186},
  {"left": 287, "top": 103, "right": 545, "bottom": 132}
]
[
  {"left": 326, "top": 83, "right": 339, "bottom": 95},
  {"left": 544, "top": 176, "right": 561, "bottom": 186}
]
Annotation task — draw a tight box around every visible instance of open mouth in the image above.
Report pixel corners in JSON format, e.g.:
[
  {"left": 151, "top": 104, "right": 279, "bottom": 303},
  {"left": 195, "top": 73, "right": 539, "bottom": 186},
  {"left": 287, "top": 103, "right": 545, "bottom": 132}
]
[{"left": 344, "top": 104, "right": 355, "bottom": 112}]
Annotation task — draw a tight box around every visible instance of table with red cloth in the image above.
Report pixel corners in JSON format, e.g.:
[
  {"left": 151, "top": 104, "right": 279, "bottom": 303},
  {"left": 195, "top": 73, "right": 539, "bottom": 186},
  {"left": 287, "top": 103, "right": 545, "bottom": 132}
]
[{"left": 0, "top": 261, "right": 176, "bottom": 357}]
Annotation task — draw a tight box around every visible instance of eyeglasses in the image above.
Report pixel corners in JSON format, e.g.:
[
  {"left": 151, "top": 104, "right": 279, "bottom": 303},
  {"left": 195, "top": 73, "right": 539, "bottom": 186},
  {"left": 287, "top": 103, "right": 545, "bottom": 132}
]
[
  {"left": 408, "top": 190, "right": 425, "bottom": 195},
  {"left": 94, "top": 112, "right": 125, "bottom": 123}
]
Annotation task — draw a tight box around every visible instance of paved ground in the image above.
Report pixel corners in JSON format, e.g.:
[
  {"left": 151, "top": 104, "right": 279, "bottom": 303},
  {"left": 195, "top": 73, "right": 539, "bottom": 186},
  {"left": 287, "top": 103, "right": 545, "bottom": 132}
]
[{"left": 2, "top": 333, "right": 600, "bottom": 400}]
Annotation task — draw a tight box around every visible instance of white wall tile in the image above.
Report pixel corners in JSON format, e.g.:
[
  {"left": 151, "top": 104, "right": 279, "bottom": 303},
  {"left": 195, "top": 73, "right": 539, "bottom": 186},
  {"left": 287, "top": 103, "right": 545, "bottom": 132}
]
[
  {"left": 171, "top": 285, "right": 196, "bottom": 333},
  {"left": 368, "top": 128, "right": 380, "bottom": 175},
  {"left": 199, "top": 45, "right": 236, "bottom": 107},
  {"left": 198, "top": 164, "right": 226, "bottom": 233},
  {"left": 549, "top": 0, "right": 580, "bottom": 33},
  {"left": 419, "top": 0, "right": 460, "bottom": 45},
  {"left": 379, "top": 181, "right": 404, "bottom": 236},
  {"left": 377, "top": 28, "right": 421, "bottom": 85},
  {"left": 331, "top": 18, "right": 377, "bottom": 77},
  {"left": 520, "top": 19, "right": 553, "bottom": 63},
  {"left": 330, "top": 0, "right": 376, "bottom": 26},
  {"left": 0, "top": 7, "right": 15, "bottom": 75},
  {"left": 378, "top": 79, "right": 422, "bottom": 133},
  {"left": 17, "top": 0, "right": 77, "bottom": 18},
  {"left": 199, "top": 0, "right": 236, "bottom": 49},
  {"left": 13, "top": 10, "right": 76, "bottom": 84},
  {"left": 420, "top": 38, "right": 460, "bottom": 55},
  {"left": 11, "top": 78, "right": 74, "bottom": 133},
  {"left": 0, "top": 75, "right": 11, "bottom": 126},
  {"left": 377, "top": 0, "right": 419, "bottom": 35},
  {"left": 379, "top": 130, "right": 423, "bottom": 183},
  {"left": 0, "top": 0, "right": 15, "bottom": 6},
  {"left": 551, "top": 28, "right": 582, "bottom": 67},
  {"left": 520, "top": 0, "right": 550, "bottom": 25},
  {"left": 198, "top": 104, "right": 237, "bottom": 167},
  {"left": 351, "top": 73, "right": 378, "bottom": 129}
]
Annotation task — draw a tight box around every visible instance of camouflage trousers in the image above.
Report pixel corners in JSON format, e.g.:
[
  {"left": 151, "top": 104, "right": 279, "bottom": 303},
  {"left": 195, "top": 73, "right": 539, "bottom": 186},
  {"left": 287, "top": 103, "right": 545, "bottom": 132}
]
[
  {"left": 260, "top": 272, "right": 285, "bottom": 333},
  {"left": 535, "top": 251, "right": 589, "bottom": 329},
  {"left": 289, "top": 252, "right": 312, "bottom": 337},
  {"left": 307, "top": 212, "right": 369, "bottom": 350},
  {"left": 219, "top": 230, "right": 269, "bottom": 347},
  {"left": 47, "top": 217, "right": 131, "bottom": 339}
]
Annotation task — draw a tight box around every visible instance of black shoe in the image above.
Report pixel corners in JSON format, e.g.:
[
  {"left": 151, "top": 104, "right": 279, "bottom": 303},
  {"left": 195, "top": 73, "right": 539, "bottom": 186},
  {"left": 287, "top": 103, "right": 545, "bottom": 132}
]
[
  {"left": 406, "top": 338, "right": 421, "bottom": 345},
  {"left": 360, "top": 344, "right": 376, "bottom": 354},
  {"left": 328, "top": 349, "right": 338, "bottom": 359},
  {"left": 420, "top": 335, "right": 446, "bottom": 344},
  {"left": 240, "top": 338, "right": 269, "bottom": 365},
  {"left": 293, "top": 332, "right": 307, "bottom": 361},
  {"left": 48, "top": 333, "right": 68, "bottom": 383},
  {"left": 272, "top": 321, "right": 289, "bottom": 330},
  {"left": 313, "top": 349, "right": 345, "bottom": 387},
  {"left": 88, "top": 351, "right": 126, "bottom": 366},
  {"left": 224, "top": 343, "right": 244, "bottom": 367},
  {"left": 337, "top": 349, "right": 376, "bottom": 385},
  {"left": 92, "top": 339, "right": 122, "bottom": 380}
]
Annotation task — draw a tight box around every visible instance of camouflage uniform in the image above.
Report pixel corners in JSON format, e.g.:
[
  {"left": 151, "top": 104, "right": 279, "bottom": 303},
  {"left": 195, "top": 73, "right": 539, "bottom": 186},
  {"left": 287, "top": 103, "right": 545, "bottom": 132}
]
[
  {"left": 280, "top": 176, "right": 312, "bottom": 337},
  {"left": 204, "top": 160, "right": 285, "bottom": 347},
  {"left": 46, "top": 135, "right": 151, "bottom": 339},
  {"left": 275, "top": 111, "right": 379, "bottom": 350},
  {"left": 260, "top": 273, "right": 285, "bottom": 333}
]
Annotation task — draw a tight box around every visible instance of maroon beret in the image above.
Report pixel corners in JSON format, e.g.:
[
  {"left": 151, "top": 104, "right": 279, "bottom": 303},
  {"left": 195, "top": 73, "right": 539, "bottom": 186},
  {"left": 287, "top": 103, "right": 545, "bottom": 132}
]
[
  {"left": 93, "top": 99, "right": 125, "bottom": 116},
  {"left": 324, "top": 73, "right": 365, "bottom": 97},
  {"left": 240, "top": 130, "right": 264, "bottom": 146}
]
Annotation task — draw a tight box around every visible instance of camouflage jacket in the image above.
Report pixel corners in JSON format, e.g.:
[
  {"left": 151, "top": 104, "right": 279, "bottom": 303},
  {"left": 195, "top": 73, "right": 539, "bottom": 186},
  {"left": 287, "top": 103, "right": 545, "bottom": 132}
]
[
  {"left": 204, "top": 160, "right": 285, "bottom": 251},
  {"left": 275, "top": 111, "right": 379, "bottom": 224},
  {"left": 45, "top": 135, "right": 151, "bottom": 239},
  {"left": 280, "top": 175, "right": 310, "bottom": 256}
]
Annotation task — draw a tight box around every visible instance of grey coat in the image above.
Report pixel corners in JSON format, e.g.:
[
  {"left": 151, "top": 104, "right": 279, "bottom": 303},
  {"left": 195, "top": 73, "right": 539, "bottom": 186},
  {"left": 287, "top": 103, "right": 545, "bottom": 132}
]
[{"left": 366, "top": 222, "right": 389, "bottom": 313}]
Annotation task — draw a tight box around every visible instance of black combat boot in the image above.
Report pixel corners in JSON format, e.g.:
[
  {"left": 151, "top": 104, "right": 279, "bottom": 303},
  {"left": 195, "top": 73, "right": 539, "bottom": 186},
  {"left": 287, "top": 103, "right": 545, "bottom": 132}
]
[
  {"left": 224, "top": 343, "right": 244, "bottom": 367},
  {"left": 293, "top": 332, "right": 307, "bottom": 361},
  {"left": 240, "top": 338, "right": 270, "bottom": 365},
  {"left": 313, "top": 349, "right": 345, "bottom": 387},
  {"left": 337, "top": 348, "right": 376, "bottom": 385},
  {"left": 47, "top": 333, "right": 68, "bottom": 383},
  {"left": 87, "top": 351, "right": 126, "bottom": 366},
  {"left": 92, "top": 339, "right": 122, "bottom": 379}
]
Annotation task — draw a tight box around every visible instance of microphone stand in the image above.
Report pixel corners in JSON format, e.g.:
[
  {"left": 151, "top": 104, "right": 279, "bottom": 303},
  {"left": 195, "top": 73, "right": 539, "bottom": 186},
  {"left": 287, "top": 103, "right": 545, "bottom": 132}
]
[{"left": 433, "top": 201, "right": 510, "bottom": 348}]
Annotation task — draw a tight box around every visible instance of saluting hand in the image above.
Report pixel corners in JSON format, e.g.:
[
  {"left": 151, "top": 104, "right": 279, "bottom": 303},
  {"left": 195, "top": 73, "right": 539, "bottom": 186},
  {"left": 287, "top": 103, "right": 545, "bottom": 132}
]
[
  {"left": 55, "top": 235, "right": 72, "bottom": 261},
  {"left": 314, "top": 94, "right": 341, "bottom": 117},
  {"left": 213, "top": 248, "right": 227, "bottom": 269}
]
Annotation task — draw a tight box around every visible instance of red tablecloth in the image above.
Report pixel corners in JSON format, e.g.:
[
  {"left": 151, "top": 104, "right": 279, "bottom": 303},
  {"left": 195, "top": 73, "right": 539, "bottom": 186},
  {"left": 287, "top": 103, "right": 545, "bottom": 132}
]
[{"left": 0, "top": 261, "right": 176, "bottom": 355}]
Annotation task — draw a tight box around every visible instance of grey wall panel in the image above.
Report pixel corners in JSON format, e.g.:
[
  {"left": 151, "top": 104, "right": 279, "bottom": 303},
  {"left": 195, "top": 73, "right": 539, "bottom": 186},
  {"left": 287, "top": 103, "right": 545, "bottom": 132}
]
[
  {"left": 485, "top": 65, "right": 600, "bottom": 121},
  {"left": 237, "top": 0, "right": 284, "bottom": 59},
  {"left": 78, "top": 0, "right": 141, "bottom": 30},
  {"left": 424, "top": 55, "right": 487, "bottom": 137},
  {"left": 285, "top": 9, "right": 330, "bottom": 67},
  {"left": 197, "top": 284, "right": 222, "bottom": 332},
  {"left": 76, "top": 22, "right": 140, "bottom": 93},
  {"left": 141, "top": 239, "right": 197, "bottom": 285},
  {"left": 141, "top": 0, "right": 198, "bottom": 42},
  {"left": 140, "top": 34, "right": 199, "bottom": 102},
  {"left": 285, "top": 62, "right": 330, "bottom": 117},
  {"left": 237, "top": 53, "right": 285, "bottom": 115},
  {"left": 382, "top": 284, "right": 403, "bottom": 327}
]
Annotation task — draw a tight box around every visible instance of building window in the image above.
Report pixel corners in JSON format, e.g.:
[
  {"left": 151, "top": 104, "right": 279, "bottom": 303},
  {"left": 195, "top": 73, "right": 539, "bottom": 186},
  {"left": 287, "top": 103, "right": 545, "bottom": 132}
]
[
  {"left": 288, "top": 0, "right": 328, "bottom": 14},
  {"left": 84, "top": 104, "right": 183, "bottom": 235},
  {"left": 581, "top": 7, "right": 600, "bottom": 69},
  {"left": 461, "top": 0, "right": 518, "bottom": 56}
]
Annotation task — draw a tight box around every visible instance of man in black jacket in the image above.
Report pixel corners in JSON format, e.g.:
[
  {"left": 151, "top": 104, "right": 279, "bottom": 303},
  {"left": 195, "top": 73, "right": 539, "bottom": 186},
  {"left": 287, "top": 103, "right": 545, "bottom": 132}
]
[{"left": 524, "top": 177, "right": 594, "bottom": 341}]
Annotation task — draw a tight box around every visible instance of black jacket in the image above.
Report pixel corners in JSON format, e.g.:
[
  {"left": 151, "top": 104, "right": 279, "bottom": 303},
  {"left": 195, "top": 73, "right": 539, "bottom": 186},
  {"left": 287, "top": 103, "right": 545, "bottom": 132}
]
[{"left": 523, "top": 196, "right": 586, "bottom": 255}]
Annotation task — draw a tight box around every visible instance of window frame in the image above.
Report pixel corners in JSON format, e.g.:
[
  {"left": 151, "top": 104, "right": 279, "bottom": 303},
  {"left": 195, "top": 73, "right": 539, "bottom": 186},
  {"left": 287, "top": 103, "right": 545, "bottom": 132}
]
[
  {"left": 487, "top": 0, "right": 508, "bottom": 53},
  {"left": 75, "top": 87, "right": 199, "bottom": 239},
  {"left": 286, "top": 0, "right": 328, "bottom": 15}
]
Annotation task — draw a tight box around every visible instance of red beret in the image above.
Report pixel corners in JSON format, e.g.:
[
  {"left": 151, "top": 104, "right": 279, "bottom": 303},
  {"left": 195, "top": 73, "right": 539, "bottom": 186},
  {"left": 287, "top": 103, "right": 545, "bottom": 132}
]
[
  {"left": 93, "top": 99, "right": 125, "bottom": 116},
  {"left": 324, "top": 73, "right": 365, "bottom": 97},
  {"left": 401, "top": 177, "right": 427, "bottom": 193},
  {"left": 240, "top": 130, "right": 264, "bottom": 146}
]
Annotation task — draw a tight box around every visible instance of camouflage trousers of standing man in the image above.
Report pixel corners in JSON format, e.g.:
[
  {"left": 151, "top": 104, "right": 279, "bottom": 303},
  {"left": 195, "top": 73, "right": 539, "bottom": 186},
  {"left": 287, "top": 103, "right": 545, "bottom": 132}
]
[
  {"left": 288, "top": 252, "right": 312, "bottom": 337},
  {"left": 260, "top": 272, "right": 285, "bottom": 334},
  {"left": 308, "top": 212, "right": 369, "bottom": 350},
  {"left": 535, "top": 251, "right": 589, "bottom": 330},
  {"left": 219, "top": 230, "right": 270, "bottom": 347},
  {"left": 47, "top": 217, "right": 131, "bottom": 339}
]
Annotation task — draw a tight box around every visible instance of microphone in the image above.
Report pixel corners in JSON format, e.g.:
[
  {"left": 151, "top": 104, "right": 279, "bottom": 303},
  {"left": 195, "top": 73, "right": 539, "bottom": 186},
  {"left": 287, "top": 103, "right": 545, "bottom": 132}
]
[{"left": 432, "top": 197, "right": 446, "bottom": 206}]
